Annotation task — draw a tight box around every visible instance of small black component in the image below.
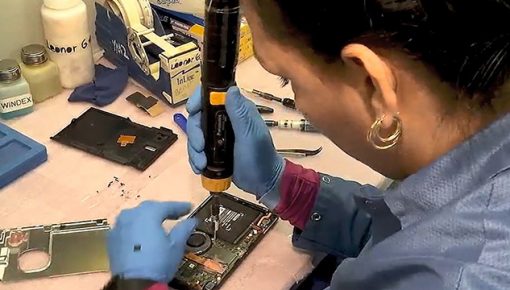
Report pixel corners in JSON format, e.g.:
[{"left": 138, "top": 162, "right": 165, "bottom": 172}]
[
  {"left": 256, "top": 105, "right": 274, "bottom": 114},
  {"left": 187, "top": 233, "right": 206, "bottom": 247},
  {"left": 126, "top": 92, "right": 165, "bottom": 117},
  {"left": 282, "top": 98, "right": 296, "bottom": 110},
  {"left": 204, "top": 281, "right": 216, "bottom": 290},
  {"left": 133, "top": 244, "right": 141, "bottom": 252},
  {"left": 127, "top": 92, "right": 159, "bottom": 110},
  {"left": 185, "top": 231, "right": 212, "bottom": 255},
  {"left": 51, "top": 108, "right": 178, "bottom": 171}
]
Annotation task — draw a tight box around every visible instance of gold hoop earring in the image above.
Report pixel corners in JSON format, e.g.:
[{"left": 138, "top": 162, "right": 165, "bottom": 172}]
[{"left": 367, "top": 114, "right": 402, "bottom": 150}]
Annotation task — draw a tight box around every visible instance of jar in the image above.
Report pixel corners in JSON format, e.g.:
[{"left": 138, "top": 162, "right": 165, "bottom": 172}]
[
  {"left": 0, "top": 59, "right": 34, "bottom": 120},
  {"left": 21, "top": 44, "right": 62, "bottom": 103}
]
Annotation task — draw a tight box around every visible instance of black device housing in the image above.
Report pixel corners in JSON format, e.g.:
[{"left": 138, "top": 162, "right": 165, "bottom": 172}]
[{"left": 51, "top": 108, "right": 177, "bottom": 171}]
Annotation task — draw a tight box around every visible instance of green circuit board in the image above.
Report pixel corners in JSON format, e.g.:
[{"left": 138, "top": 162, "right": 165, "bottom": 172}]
[{"left": 169, "top": 193, "right": 278, "bottom": 290}]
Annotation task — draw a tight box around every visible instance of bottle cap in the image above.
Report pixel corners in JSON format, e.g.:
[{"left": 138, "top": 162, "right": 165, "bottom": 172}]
[
  {"left": 0, "top": 59, "right": 21, "bottom": 83},
  {"left": 21, "top": 44, "right": 49, "bottom": 66},
  {"left": 43, "top": 0, "right": 82, "bottom": 10}
]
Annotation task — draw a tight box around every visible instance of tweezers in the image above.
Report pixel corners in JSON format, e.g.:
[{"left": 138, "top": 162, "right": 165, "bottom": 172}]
[{"left": 276, "top": 147, "right": 323, "bottom": 157}]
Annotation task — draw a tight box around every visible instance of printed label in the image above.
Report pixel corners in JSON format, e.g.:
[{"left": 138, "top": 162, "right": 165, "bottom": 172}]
[
  {"left": 218, "top": 206, "right": 244, "bottom": 232},
  {"left": 203, "top": 205, "right": 245, "bottom": 233},
  {"left": 0, "top": 94, "right": 33, "bottom": 113},
  {"left": 111, "top": 39, "right": 130, "bottom": 60},
  {"left": 46, "top": 35, "right": 92, "bottom": 55},
  {"left": 169, "top": 50, "right": 201, "bottom": 74},
  {"left": 156, "top": 0, "right": 182, "bottom": 4},
  {"left": 169, "top": 49, "right": 201, "bottom": 103}
]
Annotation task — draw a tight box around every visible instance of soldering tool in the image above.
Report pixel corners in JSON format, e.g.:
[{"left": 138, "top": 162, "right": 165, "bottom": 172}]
[{"left": 201, "top": 0, "right": 241, "bottom": 241}]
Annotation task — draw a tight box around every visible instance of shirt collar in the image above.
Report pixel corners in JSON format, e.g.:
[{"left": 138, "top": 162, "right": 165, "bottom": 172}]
[{"left": 385, "top": 113, "right": 510, "bottom": 228}]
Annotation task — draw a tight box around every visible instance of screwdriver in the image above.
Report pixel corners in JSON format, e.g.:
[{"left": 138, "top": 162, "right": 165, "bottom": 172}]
[
  {"left": 202, "top": 0, "right": 241, "bottom": 241},
  {"left": 243, "top": 88, "right": 296, "bottom": 110}
]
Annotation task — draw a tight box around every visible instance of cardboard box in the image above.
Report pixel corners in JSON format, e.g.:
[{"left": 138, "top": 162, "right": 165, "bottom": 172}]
[{"left": 152, "top": 7, "right": 254, "bottom": 63}]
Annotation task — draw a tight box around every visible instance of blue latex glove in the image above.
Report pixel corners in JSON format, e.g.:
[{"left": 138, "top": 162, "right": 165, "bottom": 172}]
[
  {"left": 186, "top": 86, "right": 285, "bottom": 198},
  {"left": 107, "top": 201, "right": 197, "bottom": 283}
]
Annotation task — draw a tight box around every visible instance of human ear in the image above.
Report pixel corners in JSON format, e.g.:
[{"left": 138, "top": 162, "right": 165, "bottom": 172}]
[{"left": 341, "top": 43, "right": 398, "bottom": 128}]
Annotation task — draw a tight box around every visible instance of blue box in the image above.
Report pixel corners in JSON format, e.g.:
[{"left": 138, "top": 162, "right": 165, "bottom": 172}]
[{"left": 0, "top": 123, "right": 47, "bottom": 189}]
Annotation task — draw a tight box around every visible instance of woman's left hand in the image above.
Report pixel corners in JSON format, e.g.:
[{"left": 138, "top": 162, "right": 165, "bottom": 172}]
[{"left": 107, "top": 201, "right": 197, "bottom": 283}]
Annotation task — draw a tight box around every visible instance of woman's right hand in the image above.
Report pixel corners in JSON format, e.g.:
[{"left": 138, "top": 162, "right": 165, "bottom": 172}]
[{"left": 186, "top": 86, "right": 285, "bottom": 198}]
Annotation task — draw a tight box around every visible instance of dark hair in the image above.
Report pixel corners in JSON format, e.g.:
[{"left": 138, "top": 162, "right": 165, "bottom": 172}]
[{"left": 254, "top": 0, "right": 510, "bottom": 105}]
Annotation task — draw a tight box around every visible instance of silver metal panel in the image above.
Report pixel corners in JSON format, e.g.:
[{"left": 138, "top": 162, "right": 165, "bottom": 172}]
[{"left": 0, "top": 219, "right": 110, "bottom": 282}]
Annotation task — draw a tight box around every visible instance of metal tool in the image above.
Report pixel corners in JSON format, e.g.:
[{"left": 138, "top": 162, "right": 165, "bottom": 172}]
[
  {"left": 201, "top": 0, "right": 241, "bottom": 241},
  {"left": 242, "top": 88, "right": 296, "bottom": 110},
  {"left": 277, "top": 147, "right": 323, "bottom": 157},
  {"left": 265, "top": 119, "right": 320, "bottom": 133}
]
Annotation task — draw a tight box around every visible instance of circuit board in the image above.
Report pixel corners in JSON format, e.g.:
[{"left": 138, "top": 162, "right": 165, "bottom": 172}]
[{"left": 169, "top": 193, "right": 279, "bottom": 290}]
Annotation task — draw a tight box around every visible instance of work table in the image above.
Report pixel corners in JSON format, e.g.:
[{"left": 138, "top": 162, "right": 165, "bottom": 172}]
[{"left": 0, "top": 57, "right": 386, "bottom": 290}]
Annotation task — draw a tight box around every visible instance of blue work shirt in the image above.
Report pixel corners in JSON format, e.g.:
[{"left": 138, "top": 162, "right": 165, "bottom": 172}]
[{"left": 267, "top": 113, "right": 510, "bottom": 289}]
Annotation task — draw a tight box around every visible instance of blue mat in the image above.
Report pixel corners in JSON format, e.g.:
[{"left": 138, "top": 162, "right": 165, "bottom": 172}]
[{"left": 0, "top": 123, "right": 47, "bottom": 188}]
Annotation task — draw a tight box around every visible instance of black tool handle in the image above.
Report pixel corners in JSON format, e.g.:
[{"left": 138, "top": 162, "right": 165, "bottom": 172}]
[
  {"left": 201, "top": 0, "right": 241, "bottom": 191},
  {"left": 282, "top": 98, "right": 296, "bottom": 110}
]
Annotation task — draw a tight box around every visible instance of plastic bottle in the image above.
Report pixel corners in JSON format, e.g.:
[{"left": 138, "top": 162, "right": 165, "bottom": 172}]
[
  {"left": 20, "top": 44, "right": 62, "bottom": 103},
  {"left": 0, "top": 59, "right": 34, "bottom": 120},
  {"left": 41, "top": 0, "right": 94, "bottom": 89}
]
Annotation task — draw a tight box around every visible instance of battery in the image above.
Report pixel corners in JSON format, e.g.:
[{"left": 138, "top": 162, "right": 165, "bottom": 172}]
[{"left": 193, "top": 195, "right": 262, "bottom": 244}]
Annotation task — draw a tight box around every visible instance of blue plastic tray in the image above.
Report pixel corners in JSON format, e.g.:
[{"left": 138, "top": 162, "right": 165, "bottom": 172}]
[{"left": 0, "top": 123, "right": 47, "bottom": 188}]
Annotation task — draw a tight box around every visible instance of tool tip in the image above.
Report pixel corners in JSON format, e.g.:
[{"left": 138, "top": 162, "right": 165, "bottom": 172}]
[{"left": 265, "top": 120, "right": 278, "bottom": 127}]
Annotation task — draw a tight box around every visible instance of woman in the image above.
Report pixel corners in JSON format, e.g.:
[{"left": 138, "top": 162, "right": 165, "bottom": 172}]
[{"left": 106, "top": 1, "right": 510, "bottom": 289}]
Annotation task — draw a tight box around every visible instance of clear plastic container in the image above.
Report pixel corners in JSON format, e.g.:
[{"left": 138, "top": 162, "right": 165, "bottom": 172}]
[
  {"left": 0, "top": 59, "right": 34, "bottom": 120},
  {"left": 21, "top": 44, "right": 62, "bottom": 103}
]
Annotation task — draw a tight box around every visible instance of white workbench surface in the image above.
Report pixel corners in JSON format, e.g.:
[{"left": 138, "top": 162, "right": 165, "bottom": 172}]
[{"left": 0, "top": 58, "right": 385, "bottom": 290}]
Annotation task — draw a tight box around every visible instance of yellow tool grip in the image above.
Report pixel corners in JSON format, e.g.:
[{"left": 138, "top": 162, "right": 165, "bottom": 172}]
[
  {"left": 201, "top": 176, "right": 232, "bottom": 192},
  {"left": 210, "top": 92, "right": 227, "bottom": 106}
]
